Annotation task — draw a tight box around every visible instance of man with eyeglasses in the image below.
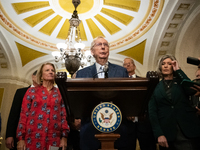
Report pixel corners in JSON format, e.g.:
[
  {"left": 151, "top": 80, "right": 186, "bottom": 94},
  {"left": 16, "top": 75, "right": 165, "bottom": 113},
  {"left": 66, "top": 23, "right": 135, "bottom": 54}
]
[
  {"left": 76, "top": 36, "right": 129, "bottom": 150},
  {"left": 123, "top": 58, "right": 156, "bottom": 150},
  {"left": 76, "top": 36, "right": 128, "bottom": 78}
]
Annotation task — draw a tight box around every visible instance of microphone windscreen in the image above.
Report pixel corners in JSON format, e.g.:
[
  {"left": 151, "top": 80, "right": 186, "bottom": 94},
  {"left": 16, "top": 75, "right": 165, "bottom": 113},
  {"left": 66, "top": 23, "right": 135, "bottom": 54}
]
[
  {"left": 103, "top": 64, "right": 109, "bottom": 72},
  {"left": 187, "top": 57, "right": 200, "bottom": 66}
]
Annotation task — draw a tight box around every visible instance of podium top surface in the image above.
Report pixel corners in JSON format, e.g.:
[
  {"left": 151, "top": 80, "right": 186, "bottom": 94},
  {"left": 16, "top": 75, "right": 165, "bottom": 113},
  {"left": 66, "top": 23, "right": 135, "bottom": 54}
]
[{"left": 61, "top": 78, "right": 150, "bottom": 91}]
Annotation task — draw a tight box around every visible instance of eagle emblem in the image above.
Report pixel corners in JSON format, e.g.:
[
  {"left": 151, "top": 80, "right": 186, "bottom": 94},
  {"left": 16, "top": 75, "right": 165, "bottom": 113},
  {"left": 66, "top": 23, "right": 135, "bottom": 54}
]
[
  {"left": 91, "top": 102, "right": 122, "bottom": 133},
  {"left": 100, "top": 112, "right": 113, "bottom": 124}
]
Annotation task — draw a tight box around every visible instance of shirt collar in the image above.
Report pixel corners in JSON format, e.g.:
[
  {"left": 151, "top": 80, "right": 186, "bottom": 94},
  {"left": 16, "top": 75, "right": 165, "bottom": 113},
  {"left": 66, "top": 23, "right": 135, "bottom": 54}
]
[
  {"left": 130, "top": 74, "right": 136, "bottom": 78},
  {"left": 95, "top": 62, "right": 108, "bottom": 72}
]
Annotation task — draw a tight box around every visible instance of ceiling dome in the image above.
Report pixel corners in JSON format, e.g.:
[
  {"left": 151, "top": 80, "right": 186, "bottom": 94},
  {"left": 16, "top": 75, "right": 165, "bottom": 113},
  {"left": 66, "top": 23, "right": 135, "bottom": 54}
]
[
  {"left": 59, "top": 0, "right": 94, "bottom": 14},
  {"left": 2, "top": 0, "right": 163, "bottom": 50}
]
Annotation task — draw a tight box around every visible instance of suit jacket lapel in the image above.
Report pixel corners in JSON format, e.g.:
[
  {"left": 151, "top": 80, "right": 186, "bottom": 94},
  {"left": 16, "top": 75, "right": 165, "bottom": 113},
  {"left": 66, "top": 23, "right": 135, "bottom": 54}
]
[
  {"left": 108, "top": 62, "right": 115, "bottom": 77},
  {"left": 91, "top": 63, "right": 97, "bottom": 78},
  {"left": 171, "top": 80, "right": 179, "bottom": 104},
  {"left": 158, "top": 81, "right": 172, "bottom": 103},
  {"left": 159, "top": 79, "right": 181, "bottom": 104}
]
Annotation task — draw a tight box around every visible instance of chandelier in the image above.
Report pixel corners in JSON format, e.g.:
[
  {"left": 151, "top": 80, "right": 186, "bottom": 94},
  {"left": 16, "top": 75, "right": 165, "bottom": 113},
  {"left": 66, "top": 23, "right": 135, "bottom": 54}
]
[{"left": 52, "top": 0, "right": 92, "bottom": 77}]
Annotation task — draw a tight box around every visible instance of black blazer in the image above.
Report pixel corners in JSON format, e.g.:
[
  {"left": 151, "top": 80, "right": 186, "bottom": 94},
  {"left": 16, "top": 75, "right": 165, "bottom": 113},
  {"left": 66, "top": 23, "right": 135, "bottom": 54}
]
[
  {"left": 149, "top": 70, "right": 200, "bottom": 141},
  {"left": 6, "top": 86, "right": 29, "bottom": 148}
]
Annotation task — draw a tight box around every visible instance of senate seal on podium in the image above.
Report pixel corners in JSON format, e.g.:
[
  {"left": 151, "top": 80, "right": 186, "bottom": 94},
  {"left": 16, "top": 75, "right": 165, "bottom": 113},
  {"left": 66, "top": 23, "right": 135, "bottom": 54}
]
[{"left": 91, "top": 102, "right": 122, "bottom": 133}]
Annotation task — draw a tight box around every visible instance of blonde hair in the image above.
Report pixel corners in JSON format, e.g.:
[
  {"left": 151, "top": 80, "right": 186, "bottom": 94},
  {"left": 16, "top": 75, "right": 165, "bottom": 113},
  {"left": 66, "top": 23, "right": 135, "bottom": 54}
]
[{"left": 36, "top": 62, "right": 56, "bottom": 85}]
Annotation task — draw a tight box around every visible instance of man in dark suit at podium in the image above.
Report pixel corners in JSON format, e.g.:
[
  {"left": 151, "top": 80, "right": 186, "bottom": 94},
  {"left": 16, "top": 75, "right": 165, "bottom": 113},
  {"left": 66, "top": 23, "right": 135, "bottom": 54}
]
[
  {"left": 5, "top": 70, "right": 37, "bottom": 150},
  {"left": 123, "top": 58, "right": 156, "bottom": 150},
  {"left": 76, "top": 36, "right": 128, "bottom": 78},
  {"left": 76, "top": 36, "right": 129, "bottom": 150}
]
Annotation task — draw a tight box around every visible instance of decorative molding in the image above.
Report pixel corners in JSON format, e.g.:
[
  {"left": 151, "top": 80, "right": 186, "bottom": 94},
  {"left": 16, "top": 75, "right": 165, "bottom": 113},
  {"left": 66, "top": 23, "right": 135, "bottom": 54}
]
[
  {"left": 0, "top": 0, "right": 163, "bottom": 50},
  {"left": 0, "top": 10, "right": 57, "bottom": 50},
  {"left": 158, "top": 50, "right": 167, "bottom": 55},
  {"left": 110, "top": 0, "right": 163, "bottom": 49},
  {"left": 0, "top": 63, "right": 7, "bottom": 68},
  {"left": 161, "top": 41, "right": 170, "bottom": 47},
  {"left": 173, "top": 14, "right": 184, "bottom": 20},
  {"left": 158, "top": 1, "right": 196, "bottom": 57},
  {"left": 0, "top": 77, "right": 30, "bottom": 86},
  {"left": 0, "top": 53, "right": 5, "bottom": 58},
  {"left": 178, "top": 3, "right": 191, "bottom": 10},
  {"left": 168, "top": 23, "right": 179, "bottom": 29},
  {"left": 164, "top": 32, "right": 174, "bottom": 38}
]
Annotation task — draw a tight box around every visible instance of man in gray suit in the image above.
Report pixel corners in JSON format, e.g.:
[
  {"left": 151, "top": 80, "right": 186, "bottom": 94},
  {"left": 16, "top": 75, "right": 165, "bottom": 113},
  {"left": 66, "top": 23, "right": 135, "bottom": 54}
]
[{"left": 76, "top": 36, "right": 128, "bottom": 150}]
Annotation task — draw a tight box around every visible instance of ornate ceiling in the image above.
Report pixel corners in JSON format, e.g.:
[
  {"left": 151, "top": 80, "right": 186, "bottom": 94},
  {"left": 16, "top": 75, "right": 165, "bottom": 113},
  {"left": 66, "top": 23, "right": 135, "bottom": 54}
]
[{"left": 0, "top": 0, "right": 200, "bottom": 83}]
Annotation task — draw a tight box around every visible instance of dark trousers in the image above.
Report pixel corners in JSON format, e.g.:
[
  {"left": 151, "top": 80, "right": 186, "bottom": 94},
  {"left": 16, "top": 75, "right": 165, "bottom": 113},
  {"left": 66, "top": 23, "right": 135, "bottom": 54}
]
[
  {"left": 79, "top": 118, "right": 156, "bottom": 150},
  {"left": 159, "top": 138, "right": 200, "bottom": 150},
  {"left": 80, "top": 121, "right": 101, "bottom": 150},
  {"left": 159, "top": 125, "right": 200, "bottom": 150},
  {"left": 123, "top": 119, "right": 157, "bottom": 150},
  {"left": 79, "top": 119, "right": 129, "bottom": 150},
  {"left": 67, "top": 129, "right": 80, "bottom": 150}
]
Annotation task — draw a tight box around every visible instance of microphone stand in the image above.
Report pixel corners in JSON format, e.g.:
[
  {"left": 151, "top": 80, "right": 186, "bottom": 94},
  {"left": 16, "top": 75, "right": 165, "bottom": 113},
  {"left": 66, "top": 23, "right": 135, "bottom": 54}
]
[
  {"left": 93, "top": 65, "right": 109, "bottom": 79},
  {"left": 93, "top": 71, "right": 105, "bottom": 80},
  {"left": 105, "top": 71, "right": 108, "bottom": 79}
]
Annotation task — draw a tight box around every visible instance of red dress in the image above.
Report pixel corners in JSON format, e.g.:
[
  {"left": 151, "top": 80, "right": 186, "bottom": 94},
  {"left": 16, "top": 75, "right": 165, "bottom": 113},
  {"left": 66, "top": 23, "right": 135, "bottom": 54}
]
[{"left": 17, "top": 86, "right": 70, "bottom": 150}]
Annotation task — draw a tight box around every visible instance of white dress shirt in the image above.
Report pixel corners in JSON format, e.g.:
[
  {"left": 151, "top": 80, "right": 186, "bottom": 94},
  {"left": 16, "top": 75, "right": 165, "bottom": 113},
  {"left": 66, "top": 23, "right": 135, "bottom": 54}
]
[
  {"left": 130, "top": 74, "right": 136, "bottom": 78},
  {"left": 95, "top": 62, "right": 108, "bottom": 78}
]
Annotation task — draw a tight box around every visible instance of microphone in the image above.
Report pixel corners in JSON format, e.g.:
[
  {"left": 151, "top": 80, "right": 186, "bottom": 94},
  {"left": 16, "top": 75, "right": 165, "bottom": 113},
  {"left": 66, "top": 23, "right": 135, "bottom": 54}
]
[
  {"left": 103, "top": 64, "right": 109, "bottom": 78},
  {"left": 187, "top": 57, "right": 200, "bottom": 66},
  {"left": 93, "top": 64, "right": 109, "bottom": 79}
]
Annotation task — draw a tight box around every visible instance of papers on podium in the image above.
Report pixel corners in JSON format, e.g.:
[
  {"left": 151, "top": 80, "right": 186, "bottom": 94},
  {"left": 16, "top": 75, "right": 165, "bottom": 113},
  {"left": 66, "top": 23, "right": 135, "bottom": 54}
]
[{"left": 48, "top": 146, "right": 60, "bottom": 150}]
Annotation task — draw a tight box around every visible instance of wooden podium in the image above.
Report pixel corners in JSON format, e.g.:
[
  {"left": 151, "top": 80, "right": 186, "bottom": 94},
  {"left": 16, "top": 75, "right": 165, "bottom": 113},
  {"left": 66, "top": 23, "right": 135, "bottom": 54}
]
[{"left": 55, "top": 72, "right": 159, "bottom": 150}]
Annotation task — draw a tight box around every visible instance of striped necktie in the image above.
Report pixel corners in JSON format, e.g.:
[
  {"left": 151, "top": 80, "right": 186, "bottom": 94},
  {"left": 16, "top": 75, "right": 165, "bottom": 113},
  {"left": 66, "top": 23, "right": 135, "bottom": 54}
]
[{"left": 98, "top": 66, "right": 104, "bottom": 78}]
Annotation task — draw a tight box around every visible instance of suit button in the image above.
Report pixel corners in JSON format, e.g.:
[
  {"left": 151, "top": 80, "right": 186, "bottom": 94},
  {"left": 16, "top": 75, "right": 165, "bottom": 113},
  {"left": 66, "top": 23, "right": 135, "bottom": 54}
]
[{"left": 171, "top": 106, "right": 174, "bottom": 108}]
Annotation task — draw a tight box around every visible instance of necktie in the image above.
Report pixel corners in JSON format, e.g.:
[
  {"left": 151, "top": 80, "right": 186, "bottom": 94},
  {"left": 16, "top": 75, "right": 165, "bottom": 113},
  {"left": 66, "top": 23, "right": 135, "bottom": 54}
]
[{"left": 98, "top": 66, "right": 104, "bottom": 78}]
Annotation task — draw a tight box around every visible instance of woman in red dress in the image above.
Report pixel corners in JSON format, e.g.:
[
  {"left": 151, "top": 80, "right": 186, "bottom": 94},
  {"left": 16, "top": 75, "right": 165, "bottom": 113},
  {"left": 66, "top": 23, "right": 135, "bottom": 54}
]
[{"left": 17, "top": 63, "right": 70, "bottom": 150}]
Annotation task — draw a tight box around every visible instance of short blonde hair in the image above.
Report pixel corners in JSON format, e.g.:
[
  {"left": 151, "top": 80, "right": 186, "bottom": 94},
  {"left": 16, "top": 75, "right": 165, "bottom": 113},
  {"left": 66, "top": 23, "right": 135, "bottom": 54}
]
[{"left": 36, "top": 62, "right": 56, "bottom": 85}]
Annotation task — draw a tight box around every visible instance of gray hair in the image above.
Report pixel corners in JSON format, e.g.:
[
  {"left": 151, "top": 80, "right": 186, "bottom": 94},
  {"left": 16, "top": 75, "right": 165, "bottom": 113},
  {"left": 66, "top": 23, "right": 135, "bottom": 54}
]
[
  {"left": 90, "top": 36, "right": 107, "bottom": 50},
  {"left": 123, "top": 57, "right": 135, "bottom": 66},
  {"left": 157, "top": 54, "right": 177, "bottom": 78}
]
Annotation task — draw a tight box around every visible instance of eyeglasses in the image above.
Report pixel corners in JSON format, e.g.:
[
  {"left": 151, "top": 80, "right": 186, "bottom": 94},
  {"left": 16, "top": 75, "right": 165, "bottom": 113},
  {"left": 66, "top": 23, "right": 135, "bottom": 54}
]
[
  {"left": 123, "top": 62, "right": 134, "bottom": 67},
  {"left": 94, "top": 43, "right": 109, "bottom": 47}
]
